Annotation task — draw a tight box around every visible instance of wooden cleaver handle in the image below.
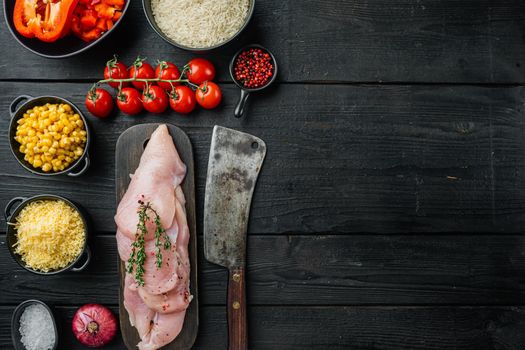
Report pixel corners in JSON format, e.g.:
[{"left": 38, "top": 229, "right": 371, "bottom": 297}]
[{"left": 227, "top": 267, "right": 247, "bottom": 350}]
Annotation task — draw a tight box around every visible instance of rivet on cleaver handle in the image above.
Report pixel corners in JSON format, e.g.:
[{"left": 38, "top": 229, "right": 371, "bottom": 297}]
[{"left": 204, "top": 125, "right": 266, "bottom": 269}]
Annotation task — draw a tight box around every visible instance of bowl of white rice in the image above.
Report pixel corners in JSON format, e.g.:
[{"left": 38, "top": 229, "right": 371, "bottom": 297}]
[{"left": 143, "top": 0, "right": 254, "bottom": 51}]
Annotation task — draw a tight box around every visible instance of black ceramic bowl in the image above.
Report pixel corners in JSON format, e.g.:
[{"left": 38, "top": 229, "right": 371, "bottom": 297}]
[
  {"left": 8, "top": 95, "right": 90, "bottom": 177},
  {"left": 229, "top": 44, "right": 278, "bottom": 118},
  {"left": 12, "top": 300, "right": 58, "bottom": 350},
  {"left": 4, "top": 194, "right": 91, "bottom": 275},
  {"left": 143, "top": 0, "right": 255, "bottom": 52},
  {"left": 3, "top": 0, "right": 130, "bottom": 58}
]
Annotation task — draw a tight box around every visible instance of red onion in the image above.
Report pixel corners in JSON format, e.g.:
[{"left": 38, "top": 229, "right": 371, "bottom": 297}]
[{"left": 72, "top": 304, "right": 118, "bottom": 347}]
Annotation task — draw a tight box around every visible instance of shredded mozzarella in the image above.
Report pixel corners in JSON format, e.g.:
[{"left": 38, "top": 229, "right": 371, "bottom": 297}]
[
  {"left": 151, "top": 0, "right": 250, "bottom": 48},
  {"left": 13, "top": 200, "right": 85, "bottom": 272}
]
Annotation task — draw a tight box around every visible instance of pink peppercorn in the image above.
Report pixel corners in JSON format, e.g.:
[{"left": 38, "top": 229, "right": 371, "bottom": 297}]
[{"left": 233, "top": 47, "right": 274, "bottom": 89}]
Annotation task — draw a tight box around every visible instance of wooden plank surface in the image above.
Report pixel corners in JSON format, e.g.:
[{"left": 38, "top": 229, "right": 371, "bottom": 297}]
[
  {"left": 1, "top": 0, "right": 525, "bottom": 83},
  {"left": 2, "top": 234, "right": 525, "bottom": 306},
  {"left": 1, "top": 82, "right": 525, "bottom": 234},
  {"left": 2, "top": 305, "right": 525, "bottom": 350},
  {"left": 1, "top": 0, "right": 525, "bottom": 348}
]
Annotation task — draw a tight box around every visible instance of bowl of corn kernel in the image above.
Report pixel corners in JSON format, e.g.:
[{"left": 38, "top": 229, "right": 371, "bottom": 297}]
[{"left": 8, "top": 95, "right": 90, "bottom": 176}]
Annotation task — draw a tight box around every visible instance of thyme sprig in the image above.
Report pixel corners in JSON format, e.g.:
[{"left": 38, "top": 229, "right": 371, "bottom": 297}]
[{"left": 127, "top": 200, "right": 171, "bottom": 286}]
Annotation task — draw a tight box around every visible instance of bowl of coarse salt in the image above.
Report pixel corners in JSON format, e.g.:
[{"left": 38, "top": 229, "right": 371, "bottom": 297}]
[
  {"left": 11, "top": 300, "right": 58, "bottom": 350},
  {"left": 143, "top": 0, "right": 255, "bottom": 51}
]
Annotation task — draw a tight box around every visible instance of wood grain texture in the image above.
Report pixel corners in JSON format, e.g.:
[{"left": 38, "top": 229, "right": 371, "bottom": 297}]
[
  {"left": 1, "top": 0, "right": 525, "bottom": 83},
  {"left": 2, "top": 234, "right": 525, "bottom": 306},
  {"left": 227, "top": 268, "right": 247, "bottom": 350},
  {"left": 115, "top": 124, "right": 198, "bottom": 349},
  {"left": 2, "top": 305, "right": 525, "bottom": 350},
  {"left": 1, "top": 83, "right": 525, "bottom": 234}
]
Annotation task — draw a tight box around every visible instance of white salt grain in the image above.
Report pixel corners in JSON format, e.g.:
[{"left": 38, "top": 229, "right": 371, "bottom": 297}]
[{"left": 19, "top": 304, "right": 55, "bottom": 350}]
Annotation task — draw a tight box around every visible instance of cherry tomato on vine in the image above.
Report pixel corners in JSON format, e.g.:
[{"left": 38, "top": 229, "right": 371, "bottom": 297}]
[
  {"left": 186, "top": 58, "right": 215, "bottom": 85},
  {"left": 155, "top": 61, "right": 181, "bottom": 90},
  {"left": 85, "top": 88, "right": 114, "bottom": 118},
  {"left": 103, "top": 57, "right": 129, "bottom": 89},
  {"left": 169, "top": 85, "right": 196, "bottom": 114},
  {"left": 129, "top": 57, "right": 155, "bottom": 90},
  {"left": 195, "top": 81, "right": 222, "bottom": 109},
  {"left": 117, "top": 87, "right": 143, "bottom": 115},
  {"left": 142, "top": 85, "right": 168, "bottom": 114}
]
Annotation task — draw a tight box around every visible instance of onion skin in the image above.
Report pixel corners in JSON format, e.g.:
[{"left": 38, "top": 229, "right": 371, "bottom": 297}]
[{"left": 72, "top": 304, "right": 118, "bottom": 347}]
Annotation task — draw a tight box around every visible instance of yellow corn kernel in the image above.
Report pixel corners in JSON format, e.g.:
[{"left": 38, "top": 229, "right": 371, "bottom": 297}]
[{"left": 42, "top": 163, "right": 52, "bottom": 172}]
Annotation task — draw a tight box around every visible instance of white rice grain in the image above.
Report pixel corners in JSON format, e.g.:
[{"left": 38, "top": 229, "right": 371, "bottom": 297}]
[{"left": 151, "top": 0, "right": 250, "bottom": 48}]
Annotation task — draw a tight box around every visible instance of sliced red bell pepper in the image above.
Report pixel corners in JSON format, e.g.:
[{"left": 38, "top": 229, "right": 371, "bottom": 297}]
[
  {"left": 112, "top": 11, "right": 122, "bottom": 21},
  {"left": 13, "top": 0, "right": 79, "bottom": 42},
  {"left": 95, "top": 18, "right": 106, "bottom": 31},
  {"left": 13, "top": 0, "right": 35, "bottom": 38},
  {"left": 94, "top": 3, "right": 115, "bottom": 19},
  {"left": 80, "top": 10, "right": 98, "bottom": 29},
  {"left": 103, "top": 0, "right": 124, "bottom": 7},
  {"left": 71, "top": 0, "right": 124, "bottom": 42}
]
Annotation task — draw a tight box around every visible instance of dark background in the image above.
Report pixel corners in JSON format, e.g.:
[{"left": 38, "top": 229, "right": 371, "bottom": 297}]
[{"left": 2, "top": 0, "right": 525, "bottom": 349}]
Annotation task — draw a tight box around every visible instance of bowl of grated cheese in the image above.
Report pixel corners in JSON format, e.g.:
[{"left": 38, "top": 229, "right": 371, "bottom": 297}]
[
  {"left": 143, "top": 0, "right": 255, "bottom": 51},
  {"left": 4, "top": 194, "right": 91, "bottom": 275}
]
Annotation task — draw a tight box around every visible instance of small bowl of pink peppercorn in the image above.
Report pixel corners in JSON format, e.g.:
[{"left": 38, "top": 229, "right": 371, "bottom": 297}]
[{"left": 229, "top": 44, "right": 277, "bottom": 118}]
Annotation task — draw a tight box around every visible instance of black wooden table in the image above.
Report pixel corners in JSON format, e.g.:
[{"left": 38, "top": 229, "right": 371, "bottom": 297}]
[{"left": 2, "top": 1, "right": 525, "bottom": 349}]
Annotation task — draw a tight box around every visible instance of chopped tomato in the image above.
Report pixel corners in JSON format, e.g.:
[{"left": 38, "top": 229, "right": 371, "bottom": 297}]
[{"left": 13, "top": 0, "right": 79, "bottom": 42}]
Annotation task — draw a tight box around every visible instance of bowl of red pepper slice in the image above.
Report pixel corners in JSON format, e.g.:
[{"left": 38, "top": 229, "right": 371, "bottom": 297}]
[{"left": 3, "top": 0, "right": 130, "bottom": 58}]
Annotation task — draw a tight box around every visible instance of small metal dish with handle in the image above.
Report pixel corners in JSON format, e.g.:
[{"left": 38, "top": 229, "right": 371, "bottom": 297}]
[
  {"left": 4, "top": 194, "right": 92, "bottom": 275},
  {"left": 8, "top": 95, "right": 90, "bottom": 177},
  {"left": 11, "top": 299, "right": 59, "bottom": 350},
  {"left": 229, "top": 44, "right": 278, "bottom": 118}
]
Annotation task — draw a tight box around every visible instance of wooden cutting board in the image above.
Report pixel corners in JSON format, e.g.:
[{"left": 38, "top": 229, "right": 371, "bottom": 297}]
[{"left": 115, "top": 123, "right": 199, "bottom": 350}]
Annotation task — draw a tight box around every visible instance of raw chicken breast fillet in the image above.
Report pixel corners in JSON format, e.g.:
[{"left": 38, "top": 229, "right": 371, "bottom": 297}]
[
  {"left": 115, "top": 124, "right": 186, "bottom": 239},
  {"left": 115, "top": 125, "right": 192, "bottom": 350}
]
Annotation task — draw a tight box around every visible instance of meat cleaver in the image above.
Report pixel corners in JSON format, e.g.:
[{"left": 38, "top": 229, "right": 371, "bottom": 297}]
[{"left": 204, "top": 125, "right": 266, "bottom": 350}]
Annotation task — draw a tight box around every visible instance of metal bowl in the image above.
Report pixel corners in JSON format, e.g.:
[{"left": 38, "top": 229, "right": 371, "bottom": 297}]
[
  {"left": 11, "top": 300, "right": 58, "bottom": 350},
  {"left": 4, "top": 194, "right": 92, "bottom": 275},
  {"left": 142, "top": 0, "right": 255, "bottom": 52},
  {"left": 229, "top": 44, "right": 278, "bottom": 118},
  {"left": 3, "top": 0, "right": 131, "bottom": 58},
  {"left": 8, "top": 95, "right": 90, "bottom": 177}
]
